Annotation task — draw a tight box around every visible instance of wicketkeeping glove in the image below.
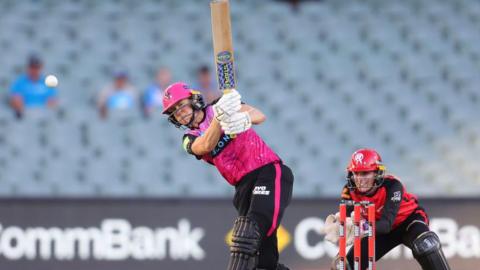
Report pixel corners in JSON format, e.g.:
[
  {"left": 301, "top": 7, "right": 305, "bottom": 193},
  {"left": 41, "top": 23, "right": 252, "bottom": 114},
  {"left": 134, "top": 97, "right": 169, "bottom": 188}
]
[{"left": 320, "top": 212, "right": 355, "bottom": 245}]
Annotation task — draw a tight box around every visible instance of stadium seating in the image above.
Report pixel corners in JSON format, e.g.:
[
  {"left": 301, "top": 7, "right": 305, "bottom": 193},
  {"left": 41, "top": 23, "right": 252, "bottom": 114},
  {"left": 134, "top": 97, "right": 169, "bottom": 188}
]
[{"left": 0, "top": 0, "right": 478, "bottom": 197}]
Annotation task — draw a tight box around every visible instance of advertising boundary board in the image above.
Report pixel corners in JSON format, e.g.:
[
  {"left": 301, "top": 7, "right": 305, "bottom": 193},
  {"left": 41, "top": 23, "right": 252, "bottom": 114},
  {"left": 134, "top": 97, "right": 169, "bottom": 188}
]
[{"left": 0, "top": 198, "right": 478, "bottom": 270}]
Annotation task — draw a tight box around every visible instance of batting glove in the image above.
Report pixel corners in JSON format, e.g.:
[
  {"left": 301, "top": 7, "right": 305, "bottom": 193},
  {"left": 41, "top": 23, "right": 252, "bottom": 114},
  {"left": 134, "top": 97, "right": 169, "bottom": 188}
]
[
  {"left": 219, "top": 111, "right": 251, "bottom": 135},
  {"left": 213, "top": 89, "right": 241, "bottom": 121}
]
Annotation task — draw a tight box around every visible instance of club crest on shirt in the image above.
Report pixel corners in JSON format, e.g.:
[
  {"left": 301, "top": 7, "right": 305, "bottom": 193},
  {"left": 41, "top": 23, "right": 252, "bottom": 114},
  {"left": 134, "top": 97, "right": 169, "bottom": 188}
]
[{"left": 391, "top": 191, "right": 401, "bottom": 202}]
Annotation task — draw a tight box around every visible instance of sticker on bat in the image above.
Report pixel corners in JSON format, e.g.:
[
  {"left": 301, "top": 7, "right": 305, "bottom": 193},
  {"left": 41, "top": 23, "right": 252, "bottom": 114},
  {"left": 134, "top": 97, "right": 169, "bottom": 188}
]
[{"left": 217, "top": 51, "right": 232, "bottom": 64}]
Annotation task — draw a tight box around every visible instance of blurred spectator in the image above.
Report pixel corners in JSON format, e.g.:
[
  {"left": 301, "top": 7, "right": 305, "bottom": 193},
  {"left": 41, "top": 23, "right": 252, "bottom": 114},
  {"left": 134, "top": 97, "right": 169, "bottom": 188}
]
[
  {"left": 96, "top": 71, "right": 138, "bottom": 119},
  {"left": 9, "top": 55, "right": 58, "bottom": 119},
  {"left": 142, "top": 67, "right": 172, "bottom": 118},
  {"left": 193, "top": 65, "right": 221, "bottom": 104},
  {"left": 274, "top": 0, "right": 301, "bottom": 12}
]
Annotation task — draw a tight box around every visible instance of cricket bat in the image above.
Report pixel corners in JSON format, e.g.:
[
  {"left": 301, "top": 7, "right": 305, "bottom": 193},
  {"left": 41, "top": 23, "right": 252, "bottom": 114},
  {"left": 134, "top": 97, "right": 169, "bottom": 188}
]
[
  {"left": 211, "top": 0, "right": 238, "bottom": 138},
  {"left": 210, "top": 0, "right": 236, "bottom": 94}
]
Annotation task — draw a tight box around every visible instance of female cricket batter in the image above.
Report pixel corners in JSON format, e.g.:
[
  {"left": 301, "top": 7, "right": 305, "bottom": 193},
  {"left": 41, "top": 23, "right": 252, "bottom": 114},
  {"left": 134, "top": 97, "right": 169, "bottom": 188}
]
[
  {"left": 162, "top": 82, "right": 293, "bottom": 270},
  {"left": 324, "top": 148, "right": 451, "bottom": 270}
]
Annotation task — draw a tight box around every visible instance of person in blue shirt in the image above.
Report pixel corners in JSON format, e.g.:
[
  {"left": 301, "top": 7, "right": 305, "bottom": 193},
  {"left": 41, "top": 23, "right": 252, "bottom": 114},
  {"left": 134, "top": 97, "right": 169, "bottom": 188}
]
[
  {"left": 97, "top": 71, "right": 138, "bottom": 119},
  {"left": 9, "top": 56, "right": 58, "bottom": 118},
  {"left": 142, "top": 67, "right": 172, "bottom": 118}
]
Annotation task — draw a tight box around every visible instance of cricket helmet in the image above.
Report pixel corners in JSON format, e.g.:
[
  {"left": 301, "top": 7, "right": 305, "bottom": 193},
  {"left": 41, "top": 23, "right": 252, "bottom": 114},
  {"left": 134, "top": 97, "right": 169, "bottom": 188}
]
[
  {"left": 162, "top": 82, "right": 206, "bottom": 128},
  {"left": 346, "top": 148, "right": 386, "bottom": 190}
]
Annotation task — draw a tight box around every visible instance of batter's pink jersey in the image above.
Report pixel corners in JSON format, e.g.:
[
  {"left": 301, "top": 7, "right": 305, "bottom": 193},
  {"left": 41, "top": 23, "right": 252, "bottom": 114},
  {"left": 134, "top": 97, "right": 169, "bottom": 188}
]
[{"left": 184, "top": 106, "right": 280, "bottom": 185}]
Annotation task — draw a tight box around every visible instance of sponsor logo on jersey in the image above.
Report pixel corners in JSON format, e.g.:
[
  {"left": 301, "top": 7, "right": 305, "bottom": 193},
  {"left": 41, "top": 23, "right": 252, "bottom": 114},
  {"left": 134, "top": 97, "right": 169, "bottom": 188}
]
[
  {"left": 210, "top": 134, "right": 232, "bottom": 157},
  {"left": 253, "top": 186, "right": 270, "bottom": 195},
  {"left": 391, "top": 191, "right": 402, "bottom": 202}
]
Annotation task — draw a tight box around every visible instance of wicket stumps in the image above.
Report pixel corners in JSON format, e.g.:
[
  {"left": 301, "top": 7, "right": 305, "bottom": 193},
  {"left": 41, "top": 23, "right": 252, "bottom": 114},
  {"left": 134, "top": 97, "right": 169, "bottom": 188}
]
[{"left": 337, "top": 200, "right": 376, "bottom": 270}]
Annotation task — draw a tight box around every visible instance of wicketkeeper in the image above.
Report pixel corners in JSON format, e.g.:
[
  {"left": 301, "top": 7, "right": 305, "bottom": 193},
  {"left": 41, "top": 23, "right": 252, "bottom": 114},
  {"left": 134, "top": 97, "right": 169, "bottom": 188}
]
[{"left": 321, "top": 148, "right": 451, "bottom": 270}]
